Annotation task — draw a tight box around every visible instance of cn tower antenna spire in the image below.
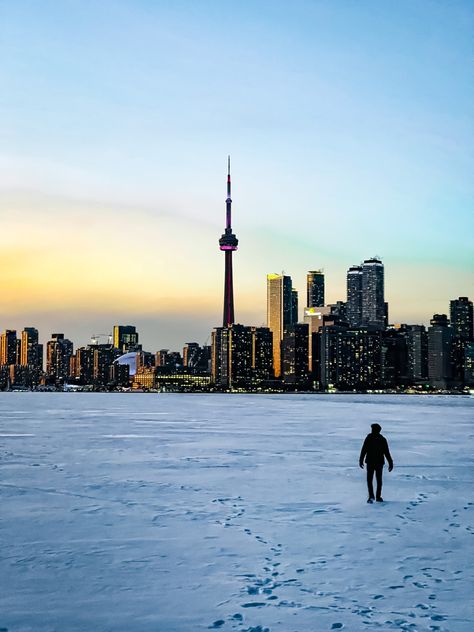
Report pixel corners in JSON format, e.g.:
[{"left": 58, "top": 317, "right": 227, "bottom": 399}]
[
  {"left": 219, "top": 156, "right": 238, "bottom": 327},
  {"left": 227, "top": 154, "right": 231, "bottom": 210}
]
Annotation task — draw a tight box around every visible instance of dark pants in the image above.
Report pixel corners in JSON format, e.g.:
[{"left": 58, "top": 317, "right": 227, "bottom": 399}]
[{"left": 367, "top": 464, "right": 384, "bottom": 499}]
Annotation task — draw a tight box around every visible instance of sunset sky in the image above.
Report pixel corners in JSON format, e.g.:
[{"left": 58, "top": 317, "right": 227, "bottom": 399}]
[{"left": 1, "top": 0, "right": 473, "bottom": 351}]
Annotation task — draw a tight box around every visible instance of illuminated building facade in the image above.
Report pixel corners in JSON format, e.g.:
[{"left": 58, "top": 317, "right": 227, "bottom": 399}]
[
  {"left": 46, "top": 334, "right": 73, "bottom": 383},
  {"left": 92, "top": 344, "right": 118, "bottom": 386},
  {"left": 133, "top": 367, "right": 211, "bottom": 391},
  {"left": 320, "top": 325, "right": 382, "bottom": 390},
  {"left": 381, "top": 327, "right": 409, "bottom": 387},
  {"left": 450, "top": 297, "right": 473, "bottom": 340},
  {"left": 113, "top": 325, "right": 139, "bottom": 353},
  {"left": 361, "top": 258, "right": 385, "bottom": 329},
  {"left": 450, "top": 297, "right": 474, "bottom": 382},
  {"left": 0, "top": 330, "right": 18, "bottom": 366},
  {"left": 252, "top": 327, "right": 274, "bottom": 381},
  {"left": 282, "top": 323, "right": 309, "bottom": 386},
  {"left": 212, "top": 324, "right": 252, "bottom": 388},
  {"left": 74, "top": 347, "right": 95, "bottom": 385},
  {"left": 267, "top": 274, "right": 295, "bottom": 377},
  {"left": 428, "top": 314, "right": 454, "bottom": 388},
  {"left": 464, "top": 343, "right": 474, "bottom": 386},
  {"left": 307, "top": 270, "right": 325, "bottom": 308},
  {"left": 346, "top": 265, "right": 363, "bottom": 327},
  {"left": 406, "top": 325, "right": 428, "bottom": 383},
  {"left": 183, "top": 342, "right": 211, "bottom": 373},
  {"left": 212, "top": 325, "right": 273, "bottom": 388},
  {"left": 20, "top": 327, "right": 43, "bottom": 370}
]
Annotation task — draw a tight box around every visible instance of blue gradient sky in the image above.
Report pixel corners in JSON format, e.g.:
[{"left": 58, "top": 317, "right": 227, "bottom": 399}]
[{"left": 0, "top": 0, "right": 473, "bottom": 350}]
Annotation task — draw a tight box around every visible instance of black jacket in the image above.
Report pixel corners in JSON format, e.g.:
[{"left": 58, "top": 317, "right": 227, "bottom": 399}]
[{"left": 359, "top": 433, "right": 393, "bottom": 467}]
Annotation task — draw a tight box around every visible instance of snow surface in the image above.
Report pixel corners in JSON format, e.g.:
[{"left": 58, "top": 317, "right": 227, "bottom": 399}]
[{"left": 1, "top": 393, "right": 473, "bottom": 632}]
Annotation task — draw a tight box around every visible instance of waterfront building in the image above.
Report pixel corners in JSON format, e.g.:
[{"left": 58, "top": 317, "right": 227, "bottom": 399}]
[
  {"left": 211, "top": 324, "right": 253, "bottom": 388},
  {"left": 304, "top": 306, "right": 331, "bottom": 373},
  {"left": 282, "top": 323, "right": 309, "bottom": 386},
  {"left": 211, "top": 327, "right": 229, "bottom": 386},
  {"left": 183, "top": 343, "right": 200, "bottom": 367},
  {"left": 406, "top": 325, "right": 428, "bottom": 384},
  {"left": 381, "top": 326, "right": 409, "bottom": 388},
  {"left": 267, "top": 273, "right": 294, "bottom": 377},
  {"left": 450, "top": 297, "right": 473, "bottom": 340},
  {"left": 0, "top": 330, "right": 18, "bottom": 366},
  {"left": 464, "top": 343, "right": 474, "bottom": 386},
  {"left": 46, "top": 334, "right": 73, "bottom": 383},
  {"left": 346, "top": 266, "right": 363, "bottom": 327},
  {"left": 428, "top": 314, "right": 454, "bottom": 388},
  {"left": 361, "top": 257, "right": 385, "bottom": 329},
  {"left": 133, "top": 367, "right": 211, "bottom": 391},
  {"left": 20, "top": 327, "right": 42, "bottom": 370},
  {"left": 92, "top": 344, "right": 118, "bottom": 386},
  {"left": 251, "top": 327, "right": 274, "bottom": 381},
  {"left": 109, "top": 362, "right": 130, "bottom": 387},
  {"left": 183, "top": 343, "right": 211, "bottom": 373},
  {"left": 450, "top": 297, "right": 473, "bottom": 383},
  {"left": 320, "top": 324, "right": 382, "bottom": 390},
  {"left": 74, "top": 347, "right": 95, "bottom": 385}
]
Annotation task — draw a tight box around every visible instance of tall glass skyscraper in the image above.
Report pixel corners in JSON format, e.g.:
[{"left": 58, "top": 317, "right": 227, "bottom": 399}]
[
  {"left": 361, "top": 258, "right": 385, "bottom": 329},
  {"left": 20, "top": 327, "right": 42, "bottom": 370},
  {"left": 307, "top": 270, "right": 325, "bottom": 308},
  {"left": 346, "top": 265, "right": 363, "bottom": 327},
  {"left": 450, "top": 297, "right": 473, "bottom": 340},
  {"left": 267, "top": 274, "right": 294, "bottom": 377}
]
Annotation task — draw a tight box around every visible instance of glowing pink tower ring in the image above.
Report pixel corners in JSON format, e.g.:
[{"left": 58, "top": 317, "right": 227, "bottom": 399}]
[{"left": 219, "top": 156, "right": 239, "bottom": 326}]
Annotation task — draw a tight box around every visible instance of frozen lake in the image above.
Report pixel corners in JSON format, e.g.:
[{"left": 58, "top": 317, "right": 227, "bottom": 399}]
[{"left": 1, "top": 393, "right": 473, "bottom": 632}]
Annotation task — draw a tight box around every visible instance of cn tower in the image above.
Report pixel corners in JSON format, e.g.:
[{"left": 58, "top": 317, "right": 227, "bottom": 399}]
[{"left": 219, "top": 156, "right": 239, "bottom": 327}]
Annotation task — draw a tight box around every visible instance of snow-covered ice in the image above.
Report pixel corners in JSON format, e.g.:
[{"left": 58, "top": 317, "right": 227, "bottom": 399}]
[{"left": 1, "top": 393, "right": 473, "bottom": 632}]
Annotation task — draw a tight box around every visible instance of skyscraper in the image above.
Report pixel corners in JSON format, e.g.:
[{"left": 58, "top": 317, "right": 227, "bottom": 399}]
[
  {"left": 267, "top": 274, "right": 294, "bottom": 377},
  {"left": 46, "top": 333, "right": 73, "bottom": 383},
  {"left": 252, "top": 327, "right": 274, "bottom": 382},
  {"left": 303, "top": 306, "right": 332, "bottom": 372},
  {"left": 361, "top": 258, "right": 385, "bottom": 329},
  {"left": 450, "top": 297, "right": 473, "bottom": 340},
  {"left": 113, "top": 325, "right": 139, "bottom": 353},
  {"left": 428, "top": 314, "right": 453, "bottom": 388},
  {"left": 219, "top": 156, "right": 238, "bottom": 327},
  {"left": 307, "top": 270, "right": 325, "bottom": 308},
  {"left": 450, "top": 297, "right": 473, "bottom": 383},
  {"left": 74, "top": 346, "right": 95, "bottom": 384},
  {"left": 291, "top": 288, "right": 298, "bottom": 324},
  {"left": 0, "top": 330, "right": 18, "bottom": 366},
  {"left": 20, "top": 327, "right": 42, "bottom": 370},
  {"left": 320, "top": 324, "right": 382, "bottom": 390},
  {"left": 93, "top": 344, "right": 118, "bottom": 386},
  {"left": 211, "top": 324, "right": 252, "bottom": 388},
  {"left": 346, "top": 265, "right": 363, "bottom": 327},
  {"left": 406, "top": 325, "right": 428, "bottom": 383},
  {"left": 282, "top": 323, "right": 309, "bottom": 386}
]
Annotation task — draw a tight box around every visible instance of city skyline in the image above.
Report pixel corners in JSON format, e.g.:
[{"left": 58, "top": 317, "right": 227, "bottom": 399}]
[{"left": 1, "top": 1, "right": 473, "bottom": 351}]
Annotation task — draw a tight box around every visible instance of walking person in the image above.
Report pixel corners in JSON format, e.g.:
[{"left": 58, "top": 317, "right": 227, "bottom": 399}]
[{"left": 359, "top": 423, "right": 393, "bottom": 503}]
